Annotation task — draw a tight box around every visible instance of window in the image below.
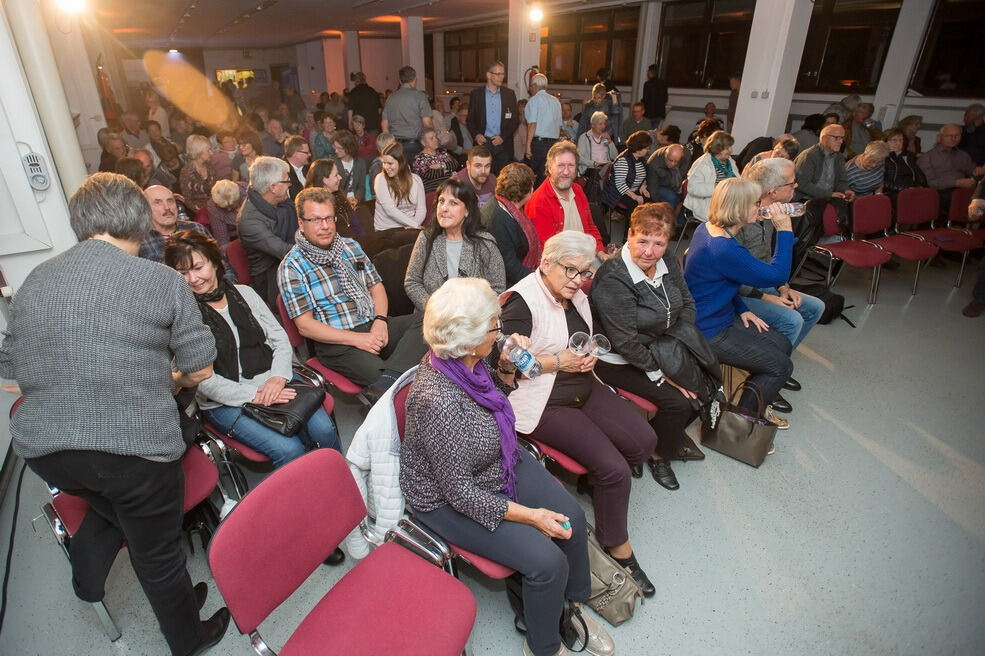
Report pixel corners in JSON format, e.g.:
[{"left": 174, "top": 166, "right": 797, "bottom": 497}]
[
  {"left": 911, "top": 0, "right": 985, "bottom": 97},
  {"left": 443, "top": 24, "right": 508, "bottom": 83},
  {"left": 657, "top": 0, "right": 755, "bottom": 89},
  {"left": 539, "top": 7, "right": 640, "bottom": 86},
  {"left": 795, "top": 0, "right": 901, "bottom": 93}
]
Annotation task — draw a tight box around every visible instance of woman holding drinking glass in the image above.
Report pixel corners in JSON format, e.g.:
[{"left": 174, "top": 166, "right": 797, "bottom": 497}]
[{"left": 501, "top": 230, "right": 660, "bottom": 597}]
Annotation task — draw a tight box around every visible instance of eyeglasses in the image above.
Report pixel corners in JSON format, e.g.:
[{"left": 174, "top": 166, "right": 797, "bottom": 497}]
[
  {"left": 558, "top": 263, "right": 594, "bottom": 280},
  {"left": 778, "top": 180, "right": 797, "bottom": 188},
  {"left": 300, "top": 215, "right": 336, "bottom": 224},
  {"left": 487, "top": 319, "right": 503, "bottom": 333},
  {"left": 278, "top": 179, "right": 291, "bottom": 185}
]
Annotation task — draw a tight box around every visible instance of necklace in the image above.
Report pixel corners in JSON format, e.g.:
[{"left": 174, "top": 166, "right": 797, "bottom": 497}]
[{"left": 644, "top": 280, "right": 672, "bottom": 329}]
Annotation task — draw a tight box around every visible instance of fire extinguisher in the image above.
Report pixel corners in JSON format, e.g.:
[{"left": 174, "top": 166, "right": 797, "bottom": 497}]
[{"left": 96, "top": 55, "right": 119, "bottom": 122}]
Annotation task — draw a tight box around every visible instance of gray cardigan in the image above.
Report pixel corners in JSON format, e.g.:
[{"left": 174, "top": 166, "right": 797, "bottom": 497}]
[
  {"left": 237, "top": 196, "right": 293, "bottom": 277},
  {"left": 403, "top": 230, "right": 506, "bottom": 311},
  {"left": 1, "top": 239, "right": 216, "bottom": 462},
  {"left": 794, "top": 144, "right": 850, "bottom": 201}
]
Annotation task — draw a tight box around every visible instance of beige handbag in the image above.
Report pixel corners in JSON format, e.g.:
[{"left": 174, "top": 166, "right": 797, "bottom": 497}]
[{"left": 585, "top": 524, "right": 643, "bottom": 626}]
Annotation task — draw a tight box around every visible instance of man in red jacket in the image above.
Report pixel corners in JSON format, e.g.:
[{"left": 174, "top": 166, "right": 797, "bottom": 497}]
[{"left": 525, "top": 141, "right": 614, "bottom": 261}]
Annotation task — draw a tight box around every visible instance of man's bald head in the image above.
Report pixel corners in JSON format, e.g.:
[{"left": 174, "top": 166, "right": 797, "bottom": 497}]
[
  {"left": 664, "top": 144, "right": 685, "bottom": 168},
  {"left": 938, "top": 123, "right": 963, "bottom": 149},
  {"left": 819, "top": 124, "right": 846, "bottom": 153},
  {"left": 133, "top": 149, "right": 153, "bottom": 173}
]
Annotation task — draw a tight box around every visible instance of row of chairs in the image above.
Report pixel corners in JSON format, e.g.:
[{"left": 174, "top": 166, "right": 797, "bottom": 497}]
[{"left": 798, "top": 187, "right": 982, "bottom": 304}]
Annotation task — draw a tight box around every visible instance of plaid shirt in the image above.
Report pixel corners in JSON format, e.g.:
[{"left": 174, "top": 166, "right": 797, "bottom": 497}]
[
  {"left": 278, "top": 238, "right": 382, "bottom": 330},
  {"left": 138, "top": 221, "right": 236, "bottom": 282}
]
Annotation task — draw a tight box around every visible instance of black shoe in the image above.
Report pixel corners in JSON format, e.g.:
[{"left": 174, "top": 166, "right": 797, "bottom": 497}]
[
  {"left": 646, "top": 458, "right": 679, "bottom": 490},
  {"left": 771, "top": 394, "right": 792, "bottom": 413},
  {"left": 630, "top": 464, "right": 643, "bottom": 478},
  {"left": 674, "top": 434, "right": 705, "bottom": 461},
  {"left": 323, "top": 547, "right": 345, "bottom": 566},
  {"left": 186, "top": 608, "right": 230, "bottom": 656},
  {"left": 608, "top": 551, "right": 656, "bottom": 598},
  {"left": 194, "top": 582, "right": 208, "bottom": 610},
  {"left": 363, "top": 370, "right": 399, "bottom": 405},
  {"left": 783, "top": 377, "right": 802, "bottom": 392}
]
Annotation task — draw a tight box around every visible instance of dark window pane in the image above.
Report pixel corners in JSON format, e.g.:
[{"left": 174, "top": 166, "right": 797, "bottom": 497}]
[
  {"left": 661, "top": 31, "right": 707, "bottom": 87},
  {"left": 833, "top": 0, "right": 901, "bottom": 13},
  {"left": 539, "top": 44, "right": 548, "bottom": 75},
  {"left": 579, "top": 39, "right": 608, "bottom": 84},
  {"left": 550, "top": 14, "right": 579, "bottom": 37},
  {"left": 816, "top": 25, "right": 893, "bottom": 91},
  {"left": 445, "top": 32, "right": 459, "bottom": 47},
  {"left": 712, "top": 0, "right": 755, "bottom": 22},
  {"left": 549, "top": 42, "right": 577, "bottom": 84},
  {"left": 581, "top": 11, "right": 610, "bottom": 33},
  {"left": 913, "top": 0, "right": 985, "bottom": 96},
  {"left": 614, "top": 8, "right": 639, "bottom": 31},
  {"left": 461, "top": 50, "right": 477, "bottom": 81},
  {"left": 478, "top": 27, "right": 496, "bottom": 44},
  {"left": 611, "top": 37, "right": 637, "bottom": 85},
  {"left": 665, "top": 1, "right": 705, "bottom": 27},
  {"left": 706, "top": 29, "right": 750, "bottom": 88},
  {"left": 445, "top": 51, "right": 461, "bottom": 82},
  {"left": 478, "top": 47, "right": 496, "bottom": 72},
  {"left": 459, "top": 30, "right": 475, "bottom": 46}
]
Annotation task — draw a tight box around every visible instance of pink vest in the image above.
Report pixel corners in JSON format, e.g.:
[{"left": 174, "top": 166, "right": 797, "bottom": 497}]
[{"left": 503, "top": 272, "right": 593, "bottom": 434}]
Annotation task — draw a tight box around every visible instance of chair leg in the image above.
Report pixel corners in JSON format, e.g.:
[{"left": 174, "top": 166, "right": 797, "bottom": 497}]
[
  {"left": 831, "top": 260, "right": 847, "bottom": 286},
  {"left": 912, "top": 260, "right": 923, "bottom": 295},
  {"left": 825, "top": 257, "right": 835, "bottom": 287},
  {"left": 954, "top": 251, "right": 969, "bottom": 287},
  {"left": 92, "top": 599, "right": 122, "bottom": 641},
  {"left": 868, "top": 266, "right": 881, "bottom": 304}
]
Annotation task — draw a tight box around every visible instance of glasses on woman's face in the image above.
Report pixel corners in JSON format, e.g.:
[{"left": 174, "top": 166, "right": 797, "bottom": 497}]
[
  {"left": 487, "top": 319, "right": 503, "bottom": 334},
  {"left": 558, "top": 262, "right": 594, "bottom": 280}
]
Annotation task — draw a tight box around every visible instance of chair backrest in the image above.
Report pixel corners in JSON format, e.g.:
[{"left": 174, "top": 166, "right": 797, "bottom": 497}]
[
  {"left": 276, "top": 295, "right": 305, "bottom": 349},
  {"left": 393, "top": 382, "right": 412, "bottom": 440},
  {"left": 852, "top": 194, "right": 892, "bottom": 234},
  {"left": 371, "top": 242, "right": 416, "bottom": 317},
  {"left": 208, "top": 449, "right": 366, "bottom": 634},
  {"left": 225, "top": 239, "right": 253, "bottom": 284},
  {"left": 821, "top": 203, "right": 840, "bottom": 237},
  {"left": 948, "top": 186, "right": 976, "bottom": 224},
  {"left": 424, "top": 191, "right": 437, "bottom": 226},
  {"left": 896, "top": 187, "right": 939, "bottom": 227}
]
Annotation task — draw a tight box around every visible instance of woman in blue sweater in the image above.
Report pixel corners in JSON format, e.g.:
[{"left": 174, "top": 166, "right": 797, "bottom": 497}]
[{"left": 684, "top": 178, "right": 795, "bottom": 427}]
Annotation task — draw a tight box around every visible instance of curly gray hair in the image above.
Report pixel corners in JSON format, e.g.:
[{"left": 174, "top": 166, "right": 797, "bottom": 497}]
[{"left": 424, "top": 278, "right": 500, "bottom": 359}]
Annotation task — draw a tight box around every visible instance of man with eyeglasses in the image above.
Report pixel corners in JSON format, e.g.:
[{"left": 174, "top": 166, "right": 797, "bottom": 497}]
[
  {"left": 735, "top": 159, "right": 824, "bottom": 412},
  {"left": 283, "top": 135, "right": 312, "bottom": 199},
  {"left": 467, "top": 60, "right": 519, "bottom": 174},
  {"left": 238, "top": 156, "right": 299, "bottom": 305},
  {"left": 793, "top": 124, "right": 855, "bottom": 203},
  {"left": 279, "top": 187, "right": 427, "bottom": 403}
]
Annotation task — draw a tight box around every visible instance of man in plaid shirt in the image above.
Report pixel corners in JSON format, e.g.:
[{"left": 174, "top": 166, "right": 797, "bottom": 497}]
[{"left": 279, "top": 187, "right": 425, "bottom": 401}]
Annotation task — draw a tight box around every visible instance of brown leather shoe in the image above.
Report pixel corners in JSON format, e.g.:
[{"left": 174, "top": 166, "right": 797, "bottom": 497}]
[{"left": 962, "top": 300, "right": 985, "bottom": 317}]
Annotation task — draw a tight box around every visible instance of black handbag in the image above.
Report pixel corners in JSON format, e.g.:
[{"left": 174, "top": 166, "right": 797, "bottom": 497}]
[
  {"left": 242, "top": 381, "right": 326, "bottom": 436},
  {"left": 700, "top": 381, "right": 776, "bottom": 468}
]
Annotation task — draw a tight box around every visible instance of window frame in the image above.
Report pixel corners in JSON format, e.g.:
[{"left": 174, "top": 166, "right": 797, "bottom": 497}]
[
  {"left": 443, "top": 24, "right": 509, "bottom": 84},
  {"left": 539, "top": 7, "right": 640, "bottom": 86},
  {"left": 656, "top": 0, "right": 755, "bottom": 90},
  {"left": 910, "top": 0, "right": 985, "bottom": 98}
]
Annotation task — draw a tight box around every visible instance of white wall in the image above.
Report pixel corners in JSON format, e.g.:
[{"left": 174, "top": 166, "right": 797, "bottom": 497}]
[
  {"left": 358, "top": 38, "right": 403, "bottom": 93},
  {"left": 296, "top": 40, "right": 326, "bottom": 109},
  {"left": 322, "top": 38, "right": 346, "bottom": 95},
  {"left": 202, "top": 46, "right": 297, "bottom": 87}
]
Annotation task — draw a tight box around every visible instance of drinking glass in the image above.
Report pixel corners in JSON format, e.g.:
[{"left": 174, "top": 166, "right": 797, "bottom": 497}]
[
  {"left": 568, "top": 331, "right": 591, "bottom": 355},
  {"left": 590, "top": 334, "right": 611, "bottom": 357}
]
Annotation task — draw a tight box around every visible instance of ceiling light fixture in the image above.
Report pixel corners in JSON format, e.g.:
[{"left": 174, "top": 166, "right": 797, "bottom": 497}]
[
  {"left": 529, "top": 5, "right": 543, "bottom": 22},
  {"left": 56, "top": 0, "right": 86, "bottom": 13}
]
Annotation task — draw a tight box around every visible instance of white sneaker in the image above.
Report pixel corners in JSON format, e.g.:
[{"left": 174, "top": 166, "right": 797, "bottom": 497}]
[
  {"left": 571, "top": 605, "right": 615, "bottom": 656},
  {"left": 522, "top": 639, "right": 572, "bottom": 656}
]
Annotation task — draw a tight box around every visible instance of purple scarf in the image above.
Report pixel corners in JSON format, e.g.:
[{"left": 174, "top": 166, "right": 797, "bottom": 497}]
[{"left": 429, "top": 350, "right": 521, "bottom": 500}]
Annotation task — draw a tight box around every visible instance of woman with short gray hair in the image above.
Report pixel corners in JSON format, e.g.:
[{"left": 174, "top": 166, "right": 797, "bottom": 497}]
[
  {"left": 0, "top": 172, "right": 229, "bottom": 655},
  {"left": 402, "top": 277, "right": 614, "bottom": 656},
  {"left": 180, "top": 134, "right": 217, "bottom": 213},
  {"left": 501, "top": 230, "right": 659, "bottom": 598},
  {"left": 577, "top": 111, "right": 618, "bottom": 175}
]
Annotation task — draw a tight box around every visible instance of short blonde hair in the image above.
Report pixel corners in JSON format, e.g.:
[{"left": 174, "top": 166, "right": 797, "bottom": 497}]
[
  {"left": 708, "top": 178, "right": 761, "bottom": 229},
  {"left": 862, "top": 140, "right": 890, "bottom": 162},
  {"left": 541, "top": 230, "right": 596, "bottom": 267},
  {"left": 424, "top": 278, "right": 500, "bottom": 359},
  {"left": 185, "top": 134, "right": 211, "bottom": 161},
  {"left": 210, "top": 179, "right": 242, "bottom": 209}
]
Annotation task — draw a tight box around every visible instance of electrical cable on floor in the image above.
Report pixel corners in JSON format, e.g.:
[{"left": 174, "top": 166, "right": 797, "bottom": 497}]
[{"left": 0, "top": 461, "right": 28, "bottom": 638}]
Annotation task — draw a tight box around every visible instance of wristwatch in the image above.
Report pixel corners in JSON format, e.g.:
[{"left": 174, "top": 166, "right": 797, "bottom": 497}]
[{"left": 372, "top": 315, "right": 388, "bottom": 324}]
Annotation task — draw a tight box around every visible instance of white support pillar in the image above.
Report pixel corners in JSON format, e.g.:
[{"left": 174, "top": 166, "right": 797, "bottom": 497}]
[
  {"left": 506, "top": 0, "right": 541, "bottom": 100},
  {"left": 731, "top": 0, "right": 813, "bottom": 149},
  {"left": 399, "top": 17, "right": 426, "bottom": 86},
  {"left": 872, "top": 1, "right": 936, "bottom": 128},
  {"left": 432, "top": 31, "right": 445, "bottom": 100},
  {"left": 341, "top": 31, "right": 361, "bottom": 88},
  {"left": 631, "top": 1, "right": 663, "bottom": 111},
  {"left": 4, "top": 0, "right": 88, "bottom": 197}
]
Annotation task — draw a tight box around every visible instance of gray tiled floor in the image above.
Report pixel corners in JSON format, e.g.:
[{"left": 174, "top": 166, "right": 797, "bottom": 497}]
[{"left": 1, "top": 256, "right": 983, "bottom": 656}]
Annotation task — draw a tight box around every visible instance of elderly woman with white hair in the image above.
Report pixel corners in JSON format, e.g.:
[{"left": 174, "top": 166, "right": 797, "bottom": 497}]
[
  {"left": 179, "top": 134, "right": 217, "bottom": 213},
  {"left": 400, "top": 277, "right": 614, "bottom": 656},
  {"left": 501, "top": 231, "right": 659, "bottom": 598},
  {"left": 577, "top": 111, "right": 618, "bottom": 175},
  {"left": 844, "top": 139, "right": 891, "bottom": 197},
  {"left": 206, "top": 179, "right": 247, "bottom": 249}
]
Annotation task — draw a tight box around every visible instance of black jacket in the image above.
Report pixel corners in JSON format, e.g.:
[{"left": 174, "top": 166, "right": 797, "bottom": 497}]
[
  {"left": 641, "top": 77, "right": 668, "bottom": 120},
  {"left": 883, "top": 151, "right": 927, "bottom": 194},
  {"left": 466, "top": 86, "right": 520, "bottom": 155}
]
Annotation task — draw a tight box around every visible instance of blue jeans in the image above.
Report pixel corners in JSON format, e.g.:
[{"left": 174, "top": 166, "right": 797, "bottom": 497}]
[
  {"left": 655, "top": 186, "right": 684, "bottom": 225},
  {"left": 707, "top": 316, "right": 793, "bottom": 413},
  {"left": 203, "top": 404, "right": 340, "bottom": 468},
  {"left": 742, "top": 287, "right": 824, "bottom": 349}
]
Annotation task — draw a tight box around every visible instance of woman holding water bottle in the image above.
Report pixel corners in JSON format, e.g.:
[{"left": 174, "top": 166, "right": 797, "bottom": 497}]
[
  {"left": 400, "top": 277, "right": 615, "bottom": 656},
  {"left": 500, "top": 230, "right": 659, "bottom": 598}
]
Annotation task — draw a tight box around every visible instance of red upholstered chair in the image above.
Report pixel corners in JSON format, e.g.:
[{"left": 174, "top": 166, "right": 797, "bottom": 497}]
[
  {"left": 808, "top": 202, "right": 891, "bottom": 304},
  {"left": 208, "top": 449, "right": 476, "bottom": 656},
  {"left": 615, "top": 387, "right": 658, "bottom": 415},
  {"left": 853, "top": 194, "right": 939, "bottom": 295},
  {"left": 896, "top": 187, "right": 981, "bottom": 287},
  {"left": 224, "top": 239, "right": 253, "bottom": 285},
  {"left": 424, "top": 191, "right": 437, "bottom": 226},
  {"left": 276, "top": 295, "right": 371, "bottom": 407},
  {"left": 945, "top": 186, "right": 985, "bottom": 247}
]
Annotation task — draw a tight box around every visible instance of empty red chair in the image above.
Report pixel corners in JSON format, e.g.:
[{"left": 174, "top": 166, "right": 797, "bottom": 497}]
[
  {"left": 424, "top": 190, "right": 437, "bottom": 226},
  {"left": 224, "top": 239, "right": 253, "bottom": 285},
  {"left": 276, "top": 295, "right": 370, "bottom": 406},
  {"left": 897, "top": 187, "right": 980, "bottom": 287},
  {"left": 808, "top": 202, "right": 891, "bottom": 304},
  {"left": 208, "top": 449, "right": 476, "bottom": 655},
  {"left": 853, "top": 194, "right": 939, "bottom": 295},
  {"left": 946, "top": 186, "right": 985, "bottom": 245}
]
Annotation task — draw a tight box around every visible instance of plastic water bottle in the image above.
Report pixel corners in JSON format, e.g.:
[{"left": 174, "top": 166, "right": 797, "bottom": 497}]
[
  {"left": 758, "top": 202, "right": 806, "bottom": 219},
  {"left": 497, "top": 334, "right": 542, "bottom": 378}
]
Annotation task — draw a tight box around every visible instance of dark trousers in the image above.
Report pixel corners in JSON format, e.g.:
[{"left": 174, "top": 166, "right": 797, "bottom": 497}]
[
  {"left": 594, "top": 361, "right": 699, "bottom": 461},
  {"left": 527, "top": 380, "right": 656, "bottom": 547},
  {"left": 252, "top": 266, "right": 280, "bottom": 308},
  {"left": 415, "top": 450, "right": 589, "bottom": 656},
  {"left": 398, "top": 139, "right": 422, "bottom": 163},
  {"left": 313, "top": 312, "right": 426, "bottom": 386},
  {"left": 707, "top": 317, "right": 793, "bottom": 414},
  {"left": 530, "top": 137, "right": 557, "bottom": 186},
  {"left": 486, "top": 139, "right": 513, "bottom": 174},
  {"left": 27, "top": 451, "right": 203, "bottom": 656},
  {"left": 972, "top": 258, "right": 985, "bottom": 302}
]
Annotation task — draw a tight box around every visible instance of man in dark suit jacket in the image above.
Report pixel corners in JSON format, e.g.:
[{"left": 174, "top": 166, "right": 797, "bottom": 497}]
[
  {"left": 641, "top": 64, "right": 668, "bottom": 126},
  {"left": 284, "top": 135, "right": 311, "bottom": 200},
  {"left": 467, "top": 60, "right": 519, "bottom": 174}
]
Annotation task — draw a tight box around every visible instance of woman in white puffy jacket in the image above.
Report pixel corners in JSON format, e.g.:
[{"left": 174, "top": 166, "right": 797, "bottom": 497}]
[{"left": 684, "top": 130, "right": 739, "bottom": 222}]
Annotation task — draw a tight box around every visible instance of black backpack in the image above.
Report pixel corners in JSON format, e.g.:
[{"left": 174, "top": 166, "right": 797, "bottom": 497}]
[{"left": 790, "top": 283, "right": 855, "bottom": 326}]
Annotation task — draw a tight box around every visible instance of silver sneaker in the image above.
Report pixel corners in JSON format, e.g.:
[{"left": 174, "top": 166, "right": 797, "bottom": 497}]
[
  {"left": 571, "top": 605, "right": 615, "bottom": 656},
  {"left": 522, "top": 639, "right": 572, "bottom": 656}
]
